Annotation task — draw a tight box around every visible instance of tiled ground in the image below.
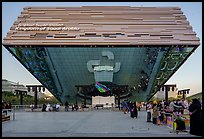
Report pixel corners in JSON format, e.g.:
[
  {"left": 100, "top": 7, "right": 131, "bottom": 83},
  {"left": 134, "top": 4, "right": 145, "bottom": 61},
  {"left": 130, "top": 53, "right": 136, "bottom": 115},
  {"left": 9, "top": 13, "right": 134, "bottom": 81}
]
[{"left": 2, "top": 109, "right": 199, "bottom": 137}]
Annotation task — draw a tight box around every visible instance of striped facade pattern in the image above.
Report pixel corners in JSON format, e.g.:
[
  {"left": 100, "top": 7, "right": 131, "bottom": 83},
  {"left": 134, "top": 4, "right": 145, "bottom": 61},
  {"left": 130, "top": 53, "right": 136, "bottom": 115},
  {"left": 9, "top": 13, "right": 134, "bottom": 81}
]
[{"left": 3, "top": 6, "right": 200, "bottom": 46}]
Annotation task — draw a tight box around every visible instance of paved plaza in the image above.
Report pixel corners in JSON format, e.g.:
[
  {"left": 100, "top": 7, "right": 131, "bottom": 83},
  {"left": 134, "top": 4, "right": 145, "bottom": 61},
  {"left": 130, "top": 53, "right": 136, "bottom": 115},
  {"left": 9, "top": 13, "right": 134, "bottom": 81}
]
[{"left": 2, "top": 109, "right": 199, "bottom": 137}]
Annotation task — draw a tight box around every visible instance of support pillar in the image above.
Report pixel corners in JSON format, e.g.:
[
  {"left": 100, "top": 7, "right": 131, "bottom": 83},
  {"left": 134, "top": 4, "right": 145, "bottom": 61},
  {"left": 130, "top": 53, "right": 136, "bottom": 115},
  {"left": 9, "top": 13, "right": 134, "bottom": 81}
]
[
  {"left": 84, "top": 94, "right": 86, "bottom": 106},
  {"left": 118, "top": 93, "right": 120, "bottom": 110},
  {"left": 20, "top": 91, "right": 23, "bottom": 105},
  {"left": 34, "top": 87, "right": 38, "bottom": 108},
  {"left": 76, "top": 94, "right": 78, "bottom": 105},
  {"left": 165, "top": 86, "right": 169, "bottom": 102}
]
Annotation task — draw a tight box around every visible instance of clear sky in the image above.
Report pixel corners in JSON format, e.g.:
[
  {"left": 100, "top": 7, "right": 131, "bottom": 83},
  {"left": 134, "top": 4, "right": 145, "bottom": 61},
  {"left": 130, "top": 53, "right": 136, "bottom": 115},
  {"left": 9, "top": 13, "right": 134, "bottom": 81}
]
[{"left": 2, "top": 2, "right": 202, "bottom": 96}]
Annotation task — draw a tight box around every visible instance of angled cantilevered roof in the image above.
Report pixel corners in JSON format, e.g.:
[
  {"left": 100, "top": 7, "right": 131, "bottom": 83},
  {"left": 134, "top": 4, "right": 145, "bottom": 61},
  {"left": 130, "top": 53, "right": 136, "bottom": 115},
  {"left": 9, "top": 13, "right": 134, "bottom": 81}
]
[{"left": 3, "top": 6, "right": 200, "bottom": 46}]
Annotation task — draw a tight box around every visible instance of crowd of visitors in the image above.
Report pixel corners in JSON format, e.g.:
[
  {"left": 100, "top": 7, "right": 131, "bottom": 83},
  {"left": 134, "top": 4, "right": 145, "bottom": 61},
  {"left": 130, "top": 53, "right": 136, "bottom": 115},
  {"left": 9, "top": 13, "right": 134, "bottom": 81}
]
[
  {"left": 144, "top": 98, "right": 202, "bottom": 136},
  {"left": 41, "top": 103, "right": 60, "bottom": 112},
  {"left": 40, "top": 102, "right": 83, "bottom": 112}
]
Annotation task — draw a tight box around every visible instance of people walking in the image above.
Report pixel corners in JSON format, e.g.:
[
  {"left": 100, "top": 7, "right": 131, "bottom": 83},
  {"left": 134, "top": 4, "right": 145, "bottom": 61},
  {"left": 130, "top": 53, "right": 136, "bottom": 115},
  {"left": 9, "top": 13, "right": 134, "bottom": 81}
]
[
  {"left": 75, "top": 104, "right": 78, "bottom": 111},
  {"left": 133, "top": 101, "right": 138, "bottom": 118},
  {"left": 42, "top": 103, "right": 47, "bottom": 112},
  {"left": 72, "top": 104, "right": 75, "bottom": 111},
  {"left": 65, "top": 101, "right": 69, "bottom": 112},
  {"left": 122, "top": 100, "right": 128, "bottom": 114},
  {"left": 56, "top": 103, "right": 60, "bottom": 111},
  {"left": 146, "top": 101, "right": 152, "bottom": 122},
  {"left": 30, "top": 103, "right": 35, "bottom": 112}
]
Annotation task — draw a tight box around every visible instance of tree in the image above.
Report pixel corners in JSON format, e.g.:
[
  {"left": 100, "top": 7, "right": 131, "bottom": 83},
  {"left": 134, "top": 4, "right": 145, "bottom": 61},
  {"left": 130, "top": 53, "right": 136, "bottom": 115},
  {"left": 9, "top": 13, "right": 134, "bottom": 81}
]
[{"left": 2, "top": 91, "right": 60, "bottom": 105}]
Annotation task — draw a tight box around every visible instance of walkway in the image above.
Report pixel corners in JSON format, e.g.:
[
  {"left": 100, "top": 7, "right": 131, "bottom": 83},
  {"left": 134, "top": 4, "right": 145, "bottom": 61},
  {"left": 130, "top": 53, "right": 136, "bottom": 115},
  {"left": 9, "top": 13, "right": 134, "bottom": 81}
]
[{"left": 2, "top": 109, "right": 198, "bottom": 137}]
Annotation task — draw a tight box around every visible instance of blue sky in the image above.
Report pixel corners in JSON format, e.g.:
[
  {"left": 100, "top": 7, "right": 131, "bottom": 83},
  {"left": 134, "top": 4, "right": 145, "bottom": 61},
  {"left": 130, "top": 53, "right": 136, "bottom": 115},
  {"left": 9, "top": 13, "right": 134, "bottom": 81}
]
[{"left": 2, "top": 2, "right": 202, "bottom": 96}]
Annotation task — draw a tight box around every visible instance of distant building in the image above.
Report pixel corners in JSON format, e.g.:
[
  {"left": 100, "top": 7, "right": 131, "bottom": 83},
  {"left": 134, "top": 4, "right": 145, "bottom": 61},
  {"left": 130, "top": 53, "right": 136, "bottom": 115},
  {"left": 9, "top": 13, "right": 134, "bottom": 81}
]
[
  {"left": 2, "top": 79, "right": 44, "bottom": 98},
  {"left": 2, "top": 79, "right": 27, "bottom": 94},
  {"left": 154, "top": 84, "right": 178, "bottom": 99}
]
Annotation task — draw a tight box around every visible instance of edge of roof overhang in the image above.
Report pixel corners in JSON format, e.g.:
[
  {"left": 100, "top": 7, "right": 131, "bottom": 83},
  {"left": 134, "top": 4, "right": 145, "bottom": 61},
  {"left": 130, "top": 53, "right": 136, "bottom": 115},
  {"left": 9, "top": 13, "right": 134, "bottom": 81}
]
[{"left": 2, "top": 43, "right": 200, "bottom": 48}]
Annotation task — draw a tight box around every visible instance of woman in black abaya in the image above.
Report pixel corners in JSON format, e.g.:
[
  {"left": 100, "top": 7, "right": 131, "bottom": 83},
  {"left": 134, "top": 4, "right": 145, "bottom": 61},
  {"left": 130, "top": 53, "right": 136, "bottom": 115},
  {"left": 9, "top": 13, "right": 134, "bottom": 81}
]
[{"left": 189, "top": 98, "right": 202, "bottom": 136}]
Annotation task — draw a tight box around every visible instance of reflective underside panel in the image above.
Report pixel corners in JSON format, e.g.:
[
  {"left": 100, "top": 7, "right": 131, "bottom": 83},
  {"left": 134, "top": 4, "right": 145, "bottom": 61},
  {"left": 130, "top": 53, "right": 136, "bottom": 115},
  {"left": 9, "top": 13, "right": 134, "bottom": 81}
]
[{"left": 8, "top": 47, "right": 194, "bottom": 103}]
